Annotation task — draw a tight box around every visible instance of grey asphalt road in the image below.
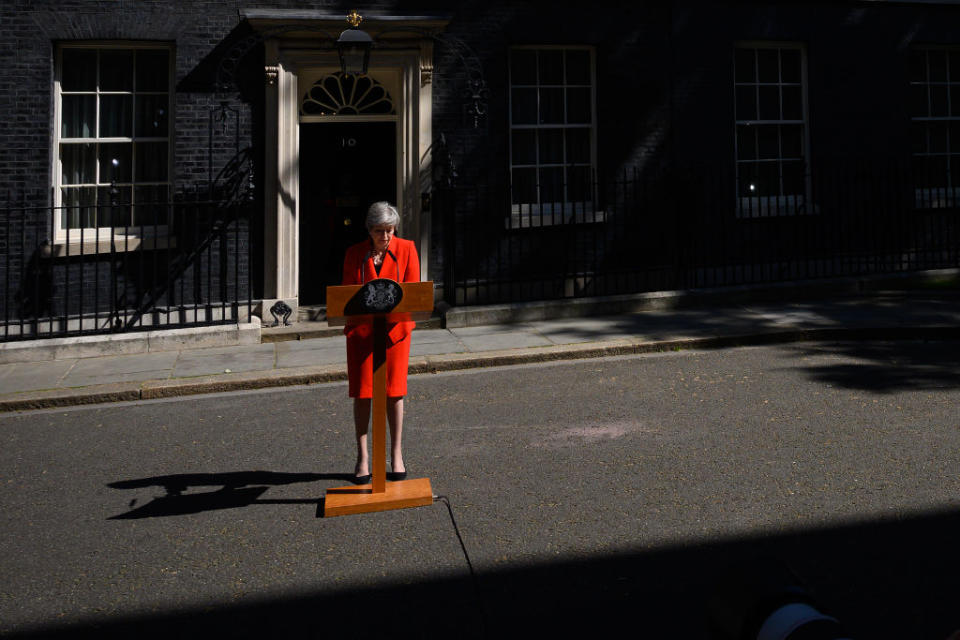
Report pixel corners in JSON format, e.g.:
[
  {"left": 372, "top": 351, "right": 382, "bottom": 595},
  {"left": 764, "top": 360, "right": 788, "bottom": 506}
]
[{"left": 1, "top": 341, "right": 959, "bottom": 639}]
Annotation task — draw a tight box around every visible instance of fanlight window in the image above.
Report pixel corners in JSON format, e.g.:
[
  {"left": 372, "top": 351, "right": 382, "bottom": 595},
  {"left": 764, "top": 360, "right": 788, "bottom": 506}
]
[{"left": 301, "top": 72, "right": 395, "bottom": 116}]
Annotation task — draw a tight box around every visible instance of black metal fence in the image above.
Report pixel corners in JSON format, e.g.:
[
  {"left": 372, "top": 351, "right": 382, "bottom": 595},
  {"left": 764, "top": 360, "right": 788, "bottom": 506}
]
[
  {"left": 440, "top": 160, "right": 960, "bottom": 306},
  {"left": 0, "top": 188, "right": 253, "bottom": 342}
]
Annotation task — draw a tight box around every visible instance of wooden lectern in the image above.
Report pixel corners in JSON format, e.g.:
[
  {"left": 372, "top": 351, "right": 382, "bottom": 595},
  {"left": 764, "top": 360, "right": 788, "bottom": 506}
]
[{"left": 322, "top": 279, "right": 435, "bottom": 517}]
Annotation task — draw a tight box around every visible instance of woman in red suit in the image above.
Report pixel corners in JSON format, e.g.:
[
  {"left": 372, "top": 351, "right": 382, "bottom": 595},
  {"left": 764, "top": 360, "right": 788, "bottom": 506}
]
[{"left": 341, "top": 201, "right": 420, "bottom": 484}]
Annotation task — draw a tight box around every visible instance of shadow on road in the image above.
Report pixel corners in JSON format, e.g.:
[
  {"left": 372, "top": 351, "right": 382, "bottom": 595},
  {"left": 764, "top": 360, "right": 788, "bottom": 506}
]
[
  {"left": 786, "top": 339, "right": 960, "bottom": 393},
  {"left": 106, "top": 471, "right": 343, "bottom": 518},
  {"left": 10, "top": 504, "right": 960, "bottom": 639}
]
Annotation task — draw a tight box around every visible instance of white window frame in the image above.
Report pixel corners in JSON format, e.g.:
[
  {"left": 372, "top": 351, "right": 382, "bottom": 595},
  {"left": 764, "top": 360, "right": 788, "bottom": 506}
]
[
  {"left": 53, "top": 42, "right": 174, "bottom": 249},
  {"left": 734, "top": 42, "right": 812, "bottom": 218},
  {"left": 508, "top": 45, "right": 600, "bottom": 227},
  {"left": 910, "top": 47, "right": 960, "bottom": 209}
]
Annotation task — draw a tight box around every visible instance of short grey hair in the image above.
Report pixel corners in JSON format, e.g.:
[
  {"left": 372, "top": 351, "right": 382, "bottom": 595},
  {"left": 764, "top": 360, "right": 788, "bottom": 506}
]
[{"left": 366, "top": 201, "right": 400, "bottom": 231}]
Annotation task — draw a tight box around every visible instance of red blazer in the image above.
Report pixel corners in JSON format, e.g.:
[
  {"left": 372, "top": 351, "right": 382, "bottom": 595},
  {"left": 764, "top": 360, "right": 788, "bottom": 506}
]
[{"left": 341, "top": 236, "right": 420, "bottom": 344}]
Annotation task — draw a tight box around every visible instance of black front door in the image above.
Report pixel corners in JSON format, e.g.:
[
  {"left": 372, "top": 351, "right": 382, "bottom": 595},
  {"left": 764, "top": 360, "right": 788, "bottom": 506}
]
[{"left": 298, "top": 121, "right": 397, "bottom": 304}]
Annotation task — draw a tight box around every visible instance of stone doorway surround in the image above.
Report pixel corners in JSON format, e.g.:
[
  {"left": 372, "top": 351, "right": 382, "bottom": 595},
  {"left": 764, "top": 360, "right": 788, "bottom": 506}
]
[{"left": 244, "top": 10, "right": 449, "bottom": 319}]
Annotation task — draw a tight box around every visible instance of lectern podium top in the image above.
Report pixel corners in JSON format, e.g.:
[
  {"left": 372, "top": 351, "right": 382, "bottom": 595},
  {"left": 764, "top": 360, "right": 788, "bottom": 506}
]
[{"left": 326, "top": 280, "right": 434, "bottom": 326}]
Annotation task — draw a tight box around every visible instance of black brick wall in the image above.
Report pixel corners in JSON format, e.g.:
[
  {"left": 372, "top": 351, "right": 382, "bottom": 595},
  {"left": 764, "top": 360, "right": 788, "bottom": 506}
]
[{"left": 3, "top": 0, "right": 960, "bottom": 324}]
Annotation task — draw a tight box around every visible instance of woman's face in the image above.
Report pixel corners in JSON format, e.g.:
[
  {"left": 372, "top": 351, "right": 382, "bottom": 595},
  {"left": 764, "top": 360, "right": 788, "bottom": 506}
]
[{"left": 369, "top": 224, "right": 395, "bottom": 252}]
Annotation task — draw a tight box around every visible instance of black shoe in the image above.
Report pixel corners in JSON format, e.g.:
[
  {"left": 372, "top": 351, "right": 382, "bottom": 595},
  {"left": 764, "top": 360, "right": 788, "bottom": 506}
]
[
  {"left": 351, "top": 474, "right": 371, "bottom": 485},
  {"left": 386, "top": 471, "right": 407, "bottom": 481}
]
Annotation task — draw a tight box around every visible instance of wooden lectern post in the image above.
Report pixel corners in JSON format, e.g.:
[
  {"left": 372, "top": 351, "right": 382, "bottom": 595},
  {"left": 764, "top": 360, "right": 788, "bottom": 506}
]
[{"left": 323, "top": 280, "right": 434, "bottom": 517}]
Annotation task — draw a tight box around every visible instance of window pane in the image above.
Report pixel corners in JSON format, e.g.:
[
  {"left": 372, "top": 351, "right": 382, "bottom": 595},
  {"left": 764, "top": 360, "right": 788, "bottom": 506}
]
[
  {"left": 135, "top": 184, "right": 169, "bottom": 206},
  {"left": 98, "top": 186, "right": 132, "bottom": 225},
  {"left": 135, "top": 141, "right": 168, "bottom": 181},
  {"left": 757, "top": 161, "right": 780, "bottom": 196},
  {"left": 100, "top": 50, "right": 134, "bottom": 91},
  {"left": 511, "top": 50, "right": 537, "bottom": 85},
  {"left": 758, "top": 85, "right": 780, "bottom": 120},
  {"left": 911, "top": 84, "right": 929, "bottom": 117},
  {"left": 781, "top": 124, "right": 803, "bottom": 158},
  {"left": 511, "top": 88, "right": 537, "bottom": 124},
  {"left": 61, "top": 143, "right": 96, "bottom": 184},
  {"left": 134, "top": 186, "right": 169, "bottom": 226},
  {"left": 539, "top": 88, "right": 564, "bottom": 124},
  {"left": 100, "top": 142, "right": 132, "bottom": 183},
  {"left": 61, "top": 49, "right": 97, "bottom": 91},
  {"left": 930, "top": 51, "right": 947, "bottom": 82},
  {"left": 566, "top": 87, "right": 591, "bottom": 123},
  {"left": 930, "top": 122, "right": 949, "bottom": 153},
  {"left": 736, "top": 86, "right": 757, "bottom": 120},
  {"left": 781, "top": 86, "right": 802, "bottom": 120},
  {"left": 538, "top": 50, "right": 563, "bottom": 85},
  {"left": 735, "top": 48, "right": 756, "bottom": 83},
  {"left": 931, "top": 85, "right": 949, "bottom": 118},
  {"left": 100, "top": 95, "right": 133, "bottom": 137},
  {"left": 135, "top": 94, "right": 168, "bottom": 137},
  {"left": 136, "top": 50, "right": 169, "bottom": 91},
  {"left": 737, "top": 163, "right": 759, "bottom": 198},
  {"left": 909, "top": 51, "right": 927, "bottom": 83},
  {"left": 757, "top": 125, "right": 779, "bottom": 159},
  {"left": 566, "top": 128, "right": 590, "bottom": 164},
  {"left": 951, "top": 122, "right": 960, "bottom": 153},
  {"left": 512, "top": 129, "right": 536, "bottom": 165},
  {"left": 952, "top": 85, "right": 960, "bottom": 118},
  {"left": 512, "top": 167, "right": 537, "bottom": 204},
  {"left": 567, "top": 166, "right": 592, "bottom": 203},
  {"left": 61, "top": 187, "right": 97, "bottom": 229},
  {"left": 927, "top": 156, "right": 948, "bottom": 187},
  {"left": 757, "top": 49, "right": 779, "bottom": 83},
  {"left": 538, "top": 129, "right": 564, "bottom": 164},
  {"left": 780, "top": 49, "right": 801, "bottom": 84},
  {"left": 565, "top": 50, "right": 590, "bottom": 84},
  {"left": 539, "top": 167, "right": 563, "bottom": 203},
  {"left": 737, "top": 126, "right": 757, "bottom": 160},
  {"left": 782, "top": 160, "right": 804, "bottom": 195},
  {"left": 61, "top": 95, "right": 95, "bottom": 138}
]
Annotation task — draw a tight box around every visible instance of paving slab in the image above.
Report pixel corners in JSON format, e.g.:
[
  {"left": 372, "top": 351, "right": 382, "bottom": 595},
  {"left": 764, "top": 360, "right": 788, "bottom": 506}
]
[
  {"left": 0, "top": 360, "right": 78, "bottom": 393},
  {"left": 409, "top": 329, "right": 468, "bottom": 356},
  {"left": 533, "top": 315, "right": 648, "bottom": 345},
  {"left": 172, "top": 343, "right": 277, "bottom": 377},
  {"left": 275, "top": 338, "right": 345, "bottom": 368},
  {"left": 61, "top": 351, "right": 179, "bottom": 387},
  {"left": 448, "top": 324, "right": 553, "bottom": 352},
  {"left": 410, "top": 340, "right": 469, "bottom": 357}
]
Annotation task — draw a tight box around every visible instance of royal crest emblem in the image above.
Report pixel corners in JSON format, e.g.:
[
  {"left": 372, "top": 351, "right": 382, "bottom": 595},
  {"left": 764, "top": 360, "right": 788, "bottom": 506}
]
[{"left": 358, "top": 279, "right": 403, "bottom": 313}]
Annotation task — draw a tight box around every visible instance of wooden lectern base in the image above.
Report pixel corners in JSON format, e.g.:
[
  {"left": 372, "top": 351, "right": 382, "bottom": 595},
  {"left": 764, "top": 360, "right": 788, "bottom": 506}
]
[{"left": 323, "top": 477, "right": 433, "bottom": 517}]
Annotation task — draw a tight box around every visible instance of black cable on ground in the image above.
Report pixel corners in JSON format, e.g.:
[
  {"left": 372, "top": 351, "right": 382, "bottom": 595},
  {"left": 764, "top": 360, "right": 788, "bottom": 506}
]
[{"left": 434, "top": 494, "right": 489, "bottom": 638}]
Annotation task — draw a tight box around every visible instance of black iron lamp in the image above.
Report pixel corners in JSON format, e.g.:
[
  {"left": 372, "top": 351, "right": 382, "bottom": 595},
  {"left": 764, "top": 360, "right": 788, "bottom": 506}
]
[{"left": 336, "top": 10, "right": 373, "bottom": 76}]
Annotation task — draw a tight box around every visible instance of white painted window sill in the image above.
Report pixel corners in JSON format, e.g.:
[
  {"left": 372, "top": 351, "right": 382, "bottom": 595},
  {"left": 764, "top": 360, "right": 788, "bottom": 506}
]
[{"left": 46, "top": 234, "right": 177, "bottom": 257}]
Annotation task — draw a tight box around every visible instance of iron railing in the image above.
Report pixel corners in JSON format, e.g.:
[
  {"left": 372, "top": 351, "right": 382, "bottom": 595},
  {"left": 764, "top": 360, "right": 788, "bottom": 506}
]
[
  {"left": 440, "top": 160, "right": 960, "bottom": 306},
  {"left": 0, "top": 187, "right": 253, "bottom": 342}
]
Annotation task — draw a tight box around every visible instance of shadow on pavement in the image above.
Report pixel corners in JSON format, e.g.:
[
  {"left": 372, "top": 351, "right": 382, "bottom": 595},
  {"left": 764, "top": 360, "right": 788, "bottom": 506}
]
[
  {"left": 9, "top": 505, "right": 960, "bottom": 639},
  {"left": 107, "top": 471, "right": 343, "bottom": 519},
  {"left": 525, "top": 297, "right": 960, "bottom": 345},
  {"left": 787, "top": 339, "right": 960, "bottom": 393}
]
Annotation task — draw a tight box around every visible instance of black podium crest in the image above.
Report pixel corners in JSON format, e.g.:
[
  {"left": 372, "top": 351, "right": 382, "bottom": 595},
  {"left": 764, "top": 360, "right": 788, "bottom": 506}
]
[{"left": 348, "top": 278, "right": 403, "bottom": 314}]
